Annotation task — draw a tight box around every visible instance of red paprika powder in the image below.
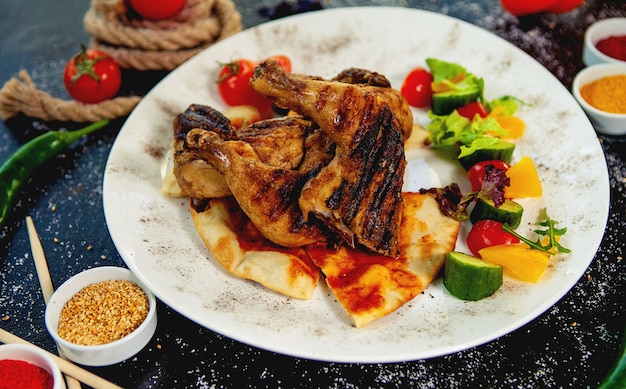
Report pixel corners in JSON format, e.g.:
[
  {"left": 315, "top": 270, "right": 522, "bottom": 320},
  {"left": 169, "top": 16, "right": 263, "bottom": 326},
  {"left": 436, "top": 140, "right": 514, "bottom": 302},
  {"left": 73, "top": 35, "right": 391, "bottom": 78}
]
[
  {"left": 0, "top": 359, "right": 53, "bottom": 389},
  {"left": 596, "top": 35, "right": 626, "bottom": 61}
]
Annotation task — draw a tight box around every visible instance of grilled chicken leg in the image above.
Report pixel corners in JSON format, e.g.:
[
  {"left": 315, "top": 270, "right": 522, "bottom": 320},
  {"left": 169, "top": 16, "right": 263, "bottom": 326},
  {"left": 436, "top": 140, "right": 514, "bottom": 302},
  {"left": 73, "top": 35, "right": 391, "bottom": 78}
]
[{"left": 250, "top": 60, "right": 407, "bottom": 257}]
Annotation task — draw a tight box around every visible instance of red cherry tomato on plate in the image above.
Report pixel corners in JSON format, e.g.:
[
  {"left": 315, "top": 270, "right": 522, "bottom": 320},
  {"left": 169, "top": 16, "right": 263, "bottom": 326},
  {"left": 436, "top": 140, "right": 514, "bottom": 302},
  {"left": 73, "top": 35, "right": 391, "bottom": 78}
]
[
  {"left": 63, "top": 46, "right": 122, "bottom": 104},
  {"left": 216, "top": 59, "right": 273, "bottom": 118},
  {"left": 401, "top": 67, "right": 433, "bottom": 108},
  {"left": 467, "top": 160, "right": 511, "bottom": 192},
  {"left": 457, "top": 101, "right": 489, "bottom": 120},
  {"left": 129, "top": 0, "right": 185, "bottom": 21},
  {"left": 467, "top": 220, "right": 520, "bottom": 257},
  {"left": 266, "top": 55, "right": 292, "bottom": 73}
]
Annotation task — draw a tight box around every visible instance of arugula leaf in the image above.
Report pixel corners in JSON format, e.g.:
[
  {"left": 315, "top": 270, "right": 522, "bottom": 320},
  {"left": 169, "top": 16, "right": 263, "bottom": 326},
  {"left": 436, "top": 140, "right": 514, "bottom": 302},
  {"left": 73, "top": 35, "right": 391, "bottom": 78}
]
[{"left": 502, "top": 209, "right": 571, "bottom": 254}]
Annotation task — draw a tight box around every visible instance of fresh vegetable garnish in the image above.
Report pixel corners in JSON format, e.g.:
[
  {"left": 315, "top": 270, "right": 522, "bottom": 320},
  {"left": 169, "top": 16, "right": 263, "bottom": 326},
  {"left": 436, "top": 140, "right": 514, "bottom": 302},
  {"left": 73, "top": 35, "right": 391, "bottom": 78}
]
[
  {"left": 468, "top": 160, "right": 511, "bottom": 192},
  {"left": 457, "top": 101, "right": 488, "bottom": 119},
  {"left": 479, "top": 243, "right": 550, "bottom": 283},
  {"left": 504, "top": 156, "right": 542, "bottom": 198},
  {"left": 216, "top": 56, "right": 292, "bottom": 119},
  {"left": 502, "top": 209, "right": 571, "bottom": 254},
  {"left": 128, "top": 0, "right": 185, "bottom": 21},
  {"left": 401, "top": 67, "right": 433, "bottom": 108},
  {"left": 63, "top": 45, "right": 121, "bottom": 104},
  {"left": 426, "top": 58, "right": 484, "bottom": 115},
  {"left": 467, "top": 219, "right": 520, "bottom": 257},
  {"left": 443, "top": 251, "right": 503, "bottom": 300}
]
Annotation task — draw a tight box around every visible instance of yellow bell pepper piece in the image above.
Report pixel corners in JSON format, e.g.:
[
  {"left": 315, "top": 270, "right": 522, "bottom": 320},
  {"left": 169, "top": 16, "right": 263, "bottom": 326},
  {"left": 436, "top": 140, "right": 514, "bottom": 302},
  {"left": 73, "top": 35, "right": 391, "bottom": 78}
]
[
  {"left": 494, "top": 115, "right": 526, "bottom": 139},
  {"left": 505, "top": 156, "right": 542, "bottom": 198},
  {"left": 478, "top": 243, "right": 550, "bottom": 283}
]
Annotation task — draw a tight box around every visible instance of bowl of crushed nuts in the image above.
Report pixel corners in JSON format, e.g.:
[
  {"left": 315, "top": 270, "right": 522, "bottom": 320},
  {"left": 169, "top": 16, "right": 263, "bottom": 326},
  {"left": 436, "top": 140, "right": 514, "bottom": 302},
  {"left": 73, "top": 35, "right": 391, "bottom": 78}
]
[{"left": 45, "top": 266, "right": 157, "bottom": 367}]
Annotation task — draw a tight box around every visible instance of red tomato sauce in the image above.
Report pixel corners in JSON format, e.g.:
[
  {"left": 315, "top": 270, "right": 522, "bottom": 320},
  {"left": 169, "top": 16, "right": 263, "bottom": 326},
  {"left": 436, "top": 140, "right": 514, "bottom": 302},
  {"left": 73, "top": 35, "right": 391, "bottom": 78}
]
[{"left": 596, "top": 35, "right": 626, "bottom": 61}]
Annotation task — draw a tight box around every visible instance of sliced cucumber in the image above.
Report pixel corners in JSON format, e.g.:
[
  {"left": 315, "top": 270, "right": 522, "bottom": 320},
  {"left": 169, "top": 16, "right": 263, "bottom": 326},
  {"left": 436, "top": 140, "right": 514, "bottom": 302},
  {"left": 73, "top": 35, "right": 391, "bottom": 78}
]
[
  {"left": 458, "top": 138, "right": 515, "bottom": 170},
  {"left": 443, "top": 251, "right": 503, "bottom": 301},
  {"left": 470, "top": 195, "right": 524, "bottom": 229},
  {"left": 431, "top": 89, "right": 482, "bottom": 116}
]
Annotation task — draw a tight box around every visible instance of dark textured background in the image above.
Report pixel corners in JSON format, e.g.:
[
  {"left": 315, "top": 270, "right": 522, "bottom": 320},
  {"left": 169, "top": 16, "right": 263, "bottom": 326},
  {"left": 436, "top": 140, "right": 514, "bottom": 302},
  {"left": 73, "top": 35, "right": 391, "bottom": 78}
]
[{"left": 1, "top": 1, "right": 624, "bottom": 387}]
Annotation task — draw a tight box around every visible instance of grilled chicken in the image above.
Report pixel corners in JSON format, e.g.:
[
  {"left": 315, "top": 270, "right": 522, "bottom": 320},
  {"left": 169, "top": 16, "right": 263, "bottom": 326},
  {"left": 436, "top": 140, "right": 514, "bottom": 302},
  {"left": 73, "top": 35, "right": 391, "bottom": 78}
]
[
  {"left": 184, "top": 107, "right": 334, "bottom": 247},
  {"left": 174, "top": 104, "right": 316, "bottom": 199},
  {"left": 250, "top": 60, "right": 407, "bottom": 257},
  {"left": 173, "top": 104, "right": 233, "bottom": 199}
]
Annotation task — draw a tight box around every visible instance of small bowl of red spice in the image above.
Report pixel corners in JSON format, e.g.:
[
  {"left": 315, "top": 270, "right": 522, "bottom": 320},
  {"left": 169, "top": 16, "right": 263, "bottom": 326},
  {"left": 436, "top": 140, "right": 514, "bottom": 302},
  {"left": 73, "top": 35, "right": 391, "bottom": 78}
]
[
  {"left": 44, "top": 266, "right": 157, "bottom": 367},
  {"left": 572, "top": 63, "right": 626, "bottom": 136},
  {"left": 583, "top": 18, "right": 626, "bottom": 66},
  {"left": 0, "top": 343, "right": 65, "bottom": 389}
]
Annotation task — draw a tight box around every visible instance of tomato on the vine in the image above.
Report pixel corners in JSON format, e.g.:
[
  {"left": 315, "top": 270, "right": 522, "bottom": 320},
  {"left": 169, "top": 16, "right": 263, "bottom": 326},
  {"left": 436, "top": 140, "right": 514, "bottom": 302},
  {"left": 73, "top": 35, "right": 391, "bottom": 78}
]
[
  {"left": 216, "top": 59, "right": 273, "bottom": 118},
  {"left": 63, "top": 46, "right": 122, "bottom": 104},
  {"left": 129, "top": 0, "right": 185, "bottom": 21},
  {"left": 401, "top": 67, "right": 433, "bottom": 108},
  {"left": 457, "top": 101, "right": 489, "bottom": 120},
  {"left": 467, "top": 160, "right": 511, "bottom": 192},
  {"left": 467, "top": 220, "right": 520, "bottom": 257}
]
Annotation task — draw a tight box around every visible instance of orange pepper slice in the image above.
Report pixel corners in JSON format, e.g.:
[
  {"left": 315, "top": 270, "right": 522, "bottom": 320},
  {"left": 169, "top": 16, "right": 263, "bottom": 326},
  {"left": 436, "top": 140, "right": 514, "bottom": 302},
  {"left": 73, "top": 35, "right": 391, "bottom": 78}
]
[
  {"left": 478, "top": 243, "right": 550, "bottom": 283},
  {"left": 505, "top": 156, "right": 542, "bottom": 198}
]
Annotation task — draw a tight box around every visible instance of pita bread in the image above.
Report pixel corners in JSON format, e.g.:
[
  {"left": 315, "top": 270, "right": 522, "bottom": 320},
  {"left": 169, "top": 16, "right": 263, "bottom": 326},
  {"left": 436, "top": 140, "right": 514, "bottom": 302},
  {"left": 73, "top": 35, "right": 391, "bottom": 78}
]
[
  {"left": 190, "top": 196, "right": 320, "bottom": 300},
  {"left": 305, "top": 192, "right": 461, "bottom": 327}
]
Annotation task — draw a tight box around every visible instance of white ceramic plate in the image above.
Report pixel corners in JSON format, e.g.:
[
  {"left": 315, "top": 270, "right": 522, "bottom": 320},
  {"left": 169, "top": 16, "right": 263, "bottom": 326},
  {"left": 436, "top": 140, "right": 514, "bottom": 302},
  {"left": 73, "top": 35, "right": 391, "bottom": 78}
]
[{"left": 103, "top": 7, "right": 609, "bottom": 362}]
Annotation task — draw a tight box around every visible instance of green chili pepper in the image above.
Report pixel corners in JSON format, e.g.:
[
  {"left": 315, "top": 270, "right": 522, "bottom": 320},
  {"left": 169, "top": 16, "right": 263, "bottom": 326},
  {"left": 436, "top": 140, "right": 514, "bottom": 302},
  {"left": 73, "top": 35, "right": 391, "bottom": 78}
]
[{"left": 0, "top": 119, "right": 109, "bottom": 229}]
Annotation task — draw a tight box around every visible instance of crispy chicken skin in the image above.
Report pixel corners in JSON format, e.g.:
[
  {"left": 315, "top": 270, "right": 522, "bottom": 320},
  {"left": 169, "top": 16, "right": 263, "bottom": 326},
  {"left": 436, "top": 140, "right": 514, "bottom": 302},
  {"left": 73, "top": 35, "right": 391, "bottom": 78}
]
[
  {"left": 250, "top": 60, "right": 407, "bottom": 257},
  {"left": 184, "top": 108, "right": 334, "bottom": 248},
  {"left": 173, "top": 104, "right": 233, "bottom": 199},
  {"left": 174, "top": 104, "right": 318, "bottom": 199}
]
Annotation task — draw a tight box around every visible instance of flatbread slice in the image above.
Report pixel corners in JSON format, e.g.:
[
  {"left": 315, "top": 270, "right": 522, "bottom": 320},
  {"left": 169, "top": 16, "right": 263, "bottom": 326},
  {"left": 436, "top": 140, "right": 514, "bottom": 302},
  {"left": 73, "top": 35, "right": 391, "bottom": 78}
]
[
  {"left": 190, "top": 196, "right": 320, "bottom": 300},
  {"left": 305, "top": 192, "right": 461, "bottom": 327}
]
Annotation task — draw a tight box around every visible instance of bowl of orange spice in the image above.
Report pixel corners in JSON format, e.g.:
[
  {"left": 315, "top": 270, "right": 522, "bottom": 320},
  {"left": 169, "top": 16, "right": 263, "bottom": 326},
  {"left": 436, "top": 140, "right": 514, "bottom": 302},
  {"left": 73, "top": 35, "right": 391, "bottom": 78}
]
[
  {"left": 44, "top": 266, "right": 157, "bottom": 366},
  {"left": 572, "top": 63, "right": 626, "bottom": 136}
]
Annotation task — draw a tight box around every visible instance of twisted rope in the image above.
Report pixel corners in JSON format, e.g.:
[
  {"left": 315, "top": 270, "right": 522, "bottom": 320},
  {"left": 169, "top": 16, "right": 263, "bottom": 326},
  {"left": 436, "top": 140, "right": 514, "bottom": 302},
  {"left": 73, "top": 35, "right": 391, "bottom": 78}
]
[
  {"left": 0, "top": 0, "right": 241, "bottom": 122},
  {"left": 0, "top": 70, "right": 141, "bottom": 122},
  {"left": 85, "top": 0, "right": 242, "bottom": 70}
]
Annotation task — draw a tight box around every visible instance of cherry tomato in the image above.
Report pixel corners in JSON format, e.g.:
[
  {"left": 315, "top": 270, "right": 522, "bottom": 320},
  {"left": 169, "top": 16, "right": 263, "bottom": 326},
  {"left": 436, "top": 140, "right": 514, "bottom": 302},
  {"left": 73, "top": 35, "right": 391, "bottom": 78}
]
[
  {"left": 457, "top": 101, "right": 489, "bottom": 120},
  {"left": 129, "top": 0, "right": 185, "bottom": 21},
  {"left": 266, "top": 55, "right": 292, "bottom": 73},
  {"left": 467, "top": 160, "right": 511, "bottom": 192},
  {"left": 467, "top": 220, "right": 520, "bottom": 257},
  {"left": 63, "top": 47, "right": 121, "bottom": 104},
  {"left": 401, "top": 67, "right": 433, "bottom": 108},
  {"left": 216, "top": 59, "right": 273, "bottom": 118}
]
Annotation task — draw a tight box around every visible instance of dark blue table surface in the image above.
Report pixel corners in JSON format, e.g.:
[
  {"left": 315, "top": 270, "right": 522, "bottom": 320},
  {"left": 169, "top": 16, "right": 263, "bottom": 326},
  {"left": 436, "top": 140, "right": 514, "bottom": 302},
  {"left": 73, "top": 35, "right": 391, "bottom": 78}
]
[{"left": 1, "top": 1, "right": 624, "bottom": 387}]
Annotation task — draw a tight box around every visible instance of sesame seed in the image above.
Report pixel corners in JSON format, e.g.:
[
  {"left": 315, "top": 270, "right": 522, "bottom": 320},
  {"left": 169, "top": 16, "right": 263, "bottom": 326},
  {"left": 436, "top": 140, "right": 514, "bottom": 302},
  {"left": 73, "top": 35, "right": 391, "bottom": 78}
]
[{"left": 57, "top": 279, "right": 149, "bottom": 346}]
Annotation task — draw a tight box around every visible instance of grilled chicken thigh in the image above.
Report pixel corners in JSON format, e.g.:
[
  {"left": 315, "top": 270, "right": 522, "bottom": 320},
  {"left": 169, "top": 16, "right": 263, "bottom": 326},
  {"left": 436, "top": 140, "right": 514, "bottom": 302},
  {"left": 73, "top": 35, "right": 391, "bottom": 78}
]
[
  {"left": 250, "top": 60, "right": 407, "bottom": 257},
  {"left": 183, "top": 107, "right": 334, "bottom": 247}
]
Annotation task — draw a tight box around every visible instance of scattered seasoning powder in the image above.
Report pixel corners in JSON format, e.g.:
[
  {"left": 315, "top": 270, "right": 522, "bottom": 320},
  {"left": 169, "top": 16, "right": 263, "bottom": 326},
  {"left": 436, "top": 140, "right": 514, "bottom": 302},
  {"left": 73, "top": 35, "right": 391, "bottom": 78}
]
[
  {"left": 0, "top": 359, "right": 53, "bottom": 389},
  {"left": 57, "top": 279, "right": 149, "bottom": 346},
  {"left": 579, "top": 75, "right": 626, "bottom": 114},
  {"left": 596, "top": 35, "right": 626, "bottom": 61}
]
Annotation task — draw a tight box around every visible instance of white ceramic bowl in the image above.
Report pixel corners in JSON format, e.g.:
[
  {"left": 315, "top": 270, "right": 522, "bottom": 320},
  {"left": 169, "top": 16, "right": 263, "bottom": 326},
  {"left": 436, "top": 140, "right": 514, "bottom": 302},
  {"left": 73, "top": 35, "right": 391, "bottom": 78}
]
[
  {"left": 583, "top": 17, "right": 626, "bottom": 66},
  {"left": 572, "top": 63, "right": 626, "bottom": 136},
  {"left": 44, "top": 266, "right": 157, "bottom": 367},
  {"left": 0, "top": 343, "right": 65, "bottom": 389}
]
